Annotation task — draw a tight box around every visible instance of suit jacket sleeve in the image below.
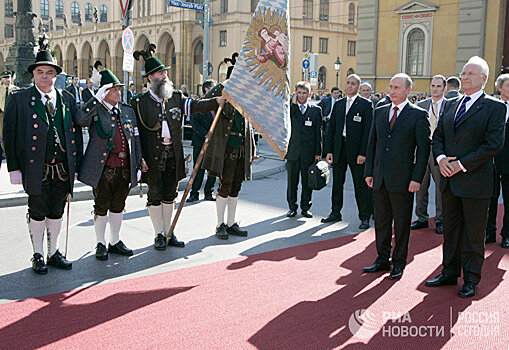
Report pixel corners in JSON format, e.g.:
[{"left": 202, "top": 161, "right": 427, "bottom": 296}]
[
  {"left": 459, "top": 102, "right": 506, "bottom": 172},
  {"left": 189, "top": 97, "right": 219, "bottom": 115},
  {"left": 411, "top": 110, "right": 431, "bottom": 183},
  {"left": 359, "top": 101, "right": 374, "bottom": 157},
  {"left": 317, "top": 98, "right": 327, "bottom": 118},
  {"left": 432, "top": 100, "right": 446, "bottom": 160},
  {"left": 75, "top": 97, "right": 101, "bottom": 128},
  {"left": 315, "top": 108, "right": 322, "bottom": 156},
  {"left": 68, "top": 95, "right": 84, "bottom": 172},
  {"left": 2, "top": 92, "right": 20, "bottom": 171},
  {"left": 324, "top": 103, "right": 337, "bottom": 154},
  {"left": 364, "top": 109, "right": 377, "bottom": 178}
]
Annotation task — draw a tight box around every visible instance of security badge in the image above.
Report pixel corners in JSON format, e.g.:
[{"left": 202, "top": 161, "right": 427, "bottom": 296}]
[
  {"left": 353, "top": 113, "right": 362, "bottom": 122},
  {"left": 305, "top": 118, "right": 313, "bottom": 127}
]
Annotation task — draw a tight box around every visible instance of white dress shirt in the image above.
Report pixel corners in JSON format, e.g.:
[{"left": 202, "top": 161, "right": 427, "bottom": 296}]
[
  {"left": 36, "top": 85, "right": 56, "bottom": 107},
  {"left": 343, "top": 94, "right": 358, "bottom": 136},
  {"left": 389, "top": 100, "right": 409, "bottom": 122},
  {"left": 326, "top": 97, "right": 339, "bottom": 120},
  {"left": 150, "top": 89, "right": 171, "bottom": 143},
  {"left": 428, "top": 97, "right": 444, "bottom": 118}
]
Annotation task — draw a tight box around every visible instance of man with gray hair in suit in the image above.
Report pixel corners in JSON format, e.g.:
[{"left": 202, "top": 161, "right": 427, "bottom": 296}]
[
  {"left": 444, "top": 76, "right": 461, "bottom": 99},
  {"left": 411, "top": 75, "right": 446, "bottom": 234}
]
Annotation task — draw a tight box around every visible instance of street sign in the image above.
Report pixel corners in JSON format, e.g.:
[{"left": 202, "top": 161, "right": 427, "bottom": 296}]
[
  {"left": 199, "top": 62, "right": 213, "bottom": 76},
  {"left": 119, "top": 0, "right": 133, "bottom": 19},
  {"left": 168, "top": 0, "right": 205, "bottom": 11},
  {"left": 123, "top": 52, "right": 134, "bottom": 73},
  {"left": 122, "top": 28, "right": 134, "bottom": 54},
  {"left": 310, "top": 71, "right": 317, "bottom": 79},
  {"left": 302, "top": 59, "right": 310, "bottom": 70}
]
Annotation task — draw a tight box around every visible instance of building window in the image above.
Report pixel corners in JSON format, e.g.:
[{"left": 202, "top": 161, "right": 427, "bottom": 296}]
[
  {"left": 303, "top": 0, "right": 313, "bottom": 19},
  {"left": 251, "top": 0, "right": 259, "bottom": 12},
  {"left": 221, "top": 0, "right": 228, "bottom": 13},
  {"left": 85, "top": 3, "right": 93, "bottom": 22},
  {"left": 347, "top": 68, "right": 355, "bottom": 75},
  {"left": 220, "top": 30, "right": 227, "bottom": 47},
  {"left": 319, "top": 38, "right": 328, "bottom": 53},
  {"left": 41, "top": 0, "right": 49, "bottom": 19},
  {"left": 4, "top": 24, "right": 13, "bottom": 38},
  {"left": 56, "top": 25, "right": 64, "bottom": 30},
  {"left": 303, "top": 36, "right": 312, "bottom": 52},
  {"left": 406, "top": 27, "right": 425, "bottom": 76},
  {"left": 348, "top": 3, "right": 355, "bottom": 25},
  {"left": 5, "top": 0, "right": 14, "bottom": 17},
  {"left": 318, "top": 66, "right": 326, "bottom": 89},
  {"left": 347, "top": 41, "right": 356, "bottom": 56},
  {"left": 55, "top": 0, "right": 64, "bottom": 18},
  {"left": 71, "top": 2, "right": 80, "bottom": 23},
  {"left": 100, "top": 5, "right": 107, "bottom": 22},
  {"left": 319, "top": 0, "right": 329, "bottom": 21}
]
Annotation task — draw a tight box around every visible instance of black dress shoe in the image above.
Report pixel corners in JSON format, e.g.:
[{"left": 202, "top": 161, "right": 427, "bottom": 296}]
[
  {"left": 227, "top": 223, "right": 248, "bottom": 236},
  {"left": 47, "top": 250, "right": 72, "bottom": 270},
  {"left": 359, "top": 219, "right": 370, "bottom": 229},
  {"left": 204, "top": 194, "right": 216, "bottom": 201},
  {"left": 167, "top": 234, "right": 185, "bottom": 247},
  {"left": 108, "top": 241, "right": 134, "bottom": 256},
  {"left": 95, "top": 243, "right": 108, "bottom": 260},
  {"left": 425, "top": 273, "right": 458, "bottom": 287},
  {"left": 154, "top": 233, "right": 167, "bottom": 250},
  {"left": 501, "top": 237, "right": 509, "bottom": 248},
  {"left": 411, "top": 220, "right": 429, "bottom": 230},
  {"left": 31, "top": 253, "right": 48, "bottom": 275},
  {"left": 301, "top": 210, "right": 313, "bottom": 218},
  {"left": 362, "top": 262, "right": 391, "bottom": 273},
  {"left": 186, "top": 195, "right": 199, "bottom": 203},
  {"left": 459, "top": 282, "right": 477, "bottom": 298},
  {"left": 216, "top": 223, "right": 229, "bottom": 239},
  {"left": 389, "top": 267, "right": 404, "bottom": 280},
  {"left": 286, "top": 210, "right": 297, "bottom": 217},
  {"left": 321, "top": 214, "right": 342, "bottom": 223},
  {"left": 435, "top": 222, "right": 443, "bottom": 234},
  {"left": 485, "top": 233, "right": 496, "bottom": 243}
]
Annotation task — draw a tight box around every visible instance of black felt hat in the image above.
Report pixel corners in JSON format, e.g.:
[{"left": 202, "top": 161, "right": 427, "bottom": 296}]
[{"left": 27, "top": 35, "right": 62, "bottom": 74}]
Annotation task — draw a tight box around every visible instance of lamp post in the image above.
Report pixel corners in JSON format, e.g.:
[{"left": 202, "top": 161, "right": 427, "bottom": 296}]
[{"left": 335, "top": 56, "right": 341, "bottom": 88}]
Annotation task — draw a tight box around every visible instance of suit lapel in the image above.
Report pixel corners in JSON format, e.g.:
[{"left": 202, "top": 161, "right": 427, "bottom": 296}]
[
  {"left": 346, "top": 97, "right": 360, "bottom": 119},
  {"left": 30, "top": 86, "right": 49, "bottom": 125},
  {"left": 56, "top": 89, "right": 70, "bottom": 130},
  {"left": 389, "top": 103, "right": 411, "bottom": 133},
  {"left": 455, "top": 93, "right": 486, "bottom": 129}
]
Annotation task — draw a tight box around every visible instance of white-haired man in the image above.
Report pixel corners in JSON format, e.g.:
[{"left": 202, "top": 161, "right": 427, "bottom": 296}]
[
  {"left": 359, "top": 82, "right": 378, "bottom": 107},
  {"left": 426, "top": 57, "right": 506, "bottom": 297}
]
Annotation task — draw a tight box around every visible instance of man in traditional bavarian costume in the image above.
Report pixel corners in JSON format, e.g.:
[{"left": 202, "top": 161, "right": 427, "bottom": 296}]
[
  {"left": 0, "top": 70, "right": 18, "bottom": 157},
  {"left": 2, "top": 42, "right": 82, "bottom": 274},
  {"left": 202, "top": 54, "right": 256, "bottom": 240},
  {"left": 131, "top": 44, "right": 225, "bottom": 250},
  {"left": 76, "top": 70, "right": 142, "bottom": 260}
]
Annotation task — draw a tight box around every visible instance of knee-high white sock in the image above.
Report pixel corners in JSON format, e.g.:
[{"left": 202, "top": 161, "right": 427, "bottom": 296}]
[
  {"left": 28, "top": 217, "right": 46, "bottom": 255},
  {"left": 162, "top": 202, "right": 174, "bottom": 236},
  {"left": 216, "top": 196, "right": 227, "bottom": 227},
  {"left": 227, "top": 196, "right": 238, "bottom": 227},
  {"left": 94, "top": 214, "right": 108, "bottom": 245},
  {"left": 109, "top": 211, "right": 123, "bottom": 245},
  {"left": 45, "top": 218, "right": 62, "bottom": 257},
  {"left": 148, "top": 205, "right": 164, "bottom": 237}
]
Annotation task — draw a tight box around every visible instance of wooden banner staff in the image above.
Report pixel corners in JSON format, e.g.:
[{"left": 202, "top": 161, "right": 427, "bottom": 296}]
[{"left": 167, "top": 104, "right": 225, "bottom": 239}]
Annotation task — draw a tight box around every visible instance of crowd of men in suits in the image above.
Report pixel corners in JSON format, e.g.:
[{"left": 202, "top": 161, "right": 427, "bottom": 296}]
[{"left": 286, "top": 55, "right": 508, "bottom": 298}]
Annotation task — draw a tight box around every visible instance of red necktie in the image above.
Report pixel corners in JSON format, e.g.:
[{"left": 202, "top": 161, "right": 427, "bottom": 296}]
[{"left": 389, "top": 106, "right": 398, "bottom": 130}]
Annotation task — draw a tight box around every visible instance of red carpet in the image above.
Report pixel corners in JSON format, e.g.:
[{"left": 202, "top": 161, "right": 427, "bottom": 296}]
[{"left": 0, "top": 211, "right": 508, "bottom": 349}]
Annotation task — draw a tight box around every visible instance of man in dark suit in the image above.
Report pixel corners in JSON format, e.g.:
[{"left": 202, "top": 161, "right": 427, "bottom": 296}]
[
  {"left": 323, "top": 74, "right": 374, "bottom": 229},
  {"left": 376, "top": 94, "right": 391, "bottom": 108},
  {"left": 318, "top": 87, "right": 341, "bottom": 151},
  {"left": 286, "top": 81, "right": 322, "bottom": 218},
  {"left": 3, "top": 46, "right": 83, "bottom": 274},
  {"left": 66, "top": 76, "right": 82, "bottom": 104},
  {"left": 426, "top": 57, "right": 506, "bottom": 298},
  {"left": 359, "top": 82, "right": 379, "bottom": 107},
  {"left": 187, "top": 79, "right": 217, "bottom": 203},
  {"left": 127, "top": 83, "right": 136, "bottom": 102},
  {"left": 444, "top": 76, "right": 461, "bottom": 99},
  {"left": 412, "top": 75, "right": 446, "bottom": 234},
  {"left": 81, "top": 79, "right": 96, "bottom": 103},
  {"left": 486, "top": 74, "right": 509, "bottom": 248},
  {"left": 363, "top": 73, "right": 430, "bottom": 280}
]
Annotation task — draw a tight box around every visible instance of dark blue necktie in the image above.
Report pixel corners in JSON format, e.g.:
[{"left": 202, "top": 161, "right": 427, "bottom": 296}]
[{"left": 454, "top": 96, "right": 471, "bottom": 128}]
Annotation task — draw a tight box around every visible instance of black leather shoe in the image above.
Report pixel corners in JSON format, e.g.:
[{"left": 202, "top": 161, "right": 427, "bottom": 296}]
[
  {"left": 425, "top": 273, "right": 458, "bottom": 287},
  {"left": 186, "top": 195, "right": 199, "bottom": 203},
  {"left": 321, "top": 214, "right": 342, "bottom": 223},
  {"left": 359, "top": 219, "right": 370, "bottom": 229},
  {"left": 167, "top": 234, "right": 185, "bottom": 247},
  {"left": 47, "top": 250, "right": 72, "bottom": 270},
  {"left": 227, "top": 223, "right": 248, "bottom": 236},
  {"left": 362, "top": 262, "right": 391, "bottom": 273},
  {"left": 286, "top": 210, "right": 297, "bottom": 218},
  {"left": 108, "top": 241, "right": 134, "bottom": 256},
  {"left": 501, "top": 237, "right": 509, "bottom": 248},
  {"left": 435, "top": 222, "right": 443, "bottom": 234},
  {"left": 411, "top": 221, "right": 429, "bottom": 230},
  {"left": 95, "top": 243, "right": 108, "bottom": 260},
  {"left": 216, "top": 223, "right": 229, "bottom": 239},
  {"left": 31, "top": 253, "right": 48, "bottom": 275},
  {"left": 204, "top": 194, "right": 216, "bottom": 201},
  {"left": 301, "top": 210, "right": 313, "bottom": 218},
  {"left": 485, "top": 233, "right": 496, "bottom": 243},
  {"left": 389, "top": 267, "right": 404, "bottom": 279},
  {"left": 154, "top": 233, "right": 167, "bottom": 250},
  {"left": 459, "top": 282, "right": 477, "bottom": 298}
]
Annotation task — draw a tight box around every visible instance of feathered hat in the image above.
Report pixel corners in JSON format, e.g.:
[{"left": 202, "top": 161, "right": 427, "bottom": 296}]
[
  {"left": 224, "top": 52, "right": 238, "bottom": 79},
  {"left": 134, "top": 43, "right": 169, "bottom": 78},
  {"left": 28, "top": 34, "right": 62, "bottom": 74}
]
